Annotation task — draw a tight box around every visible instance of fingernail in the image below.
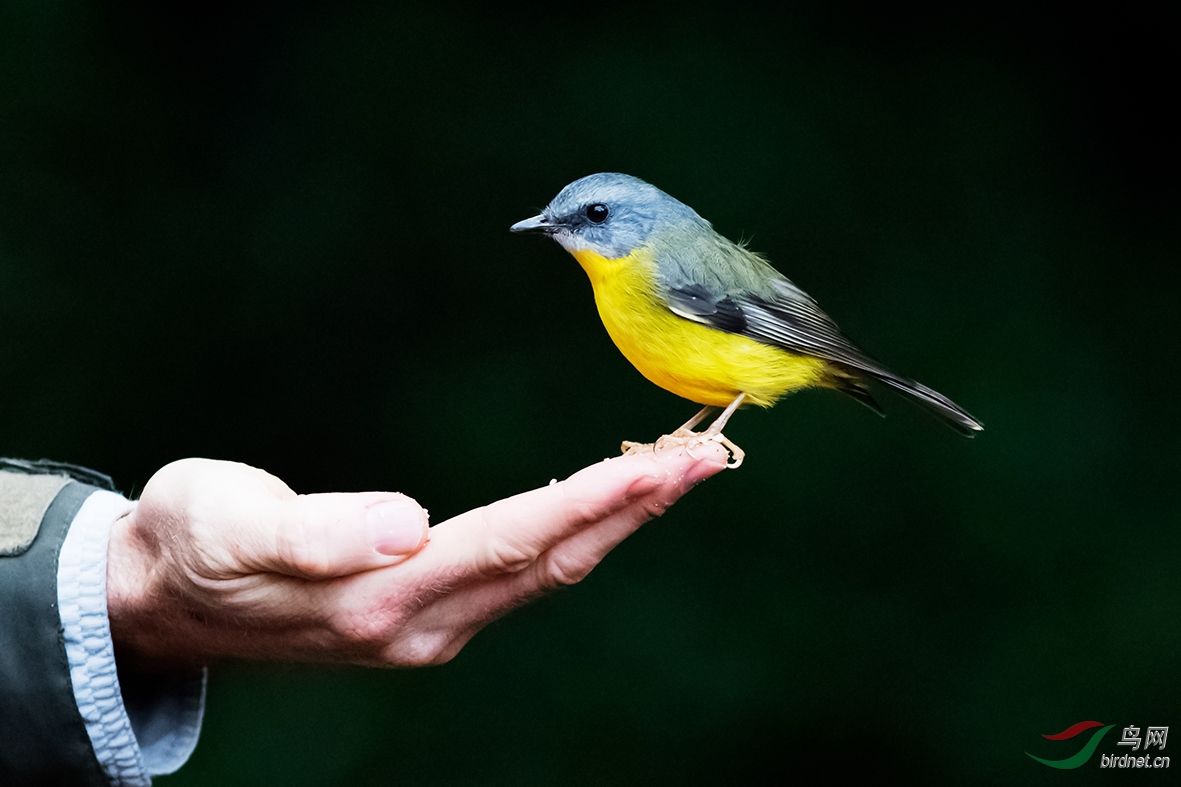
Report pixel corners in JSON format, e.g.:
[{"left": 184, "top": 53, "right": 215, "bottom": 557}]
[{"left": 367, "top": 498, "right": 428, "bottom": 555}]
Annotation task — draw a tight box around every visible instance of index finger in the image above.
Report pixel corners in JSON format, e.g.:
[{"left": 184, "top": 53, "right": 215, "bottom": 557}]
[{"left": 422, "top": 442, "right": 728, "bottom": 582}]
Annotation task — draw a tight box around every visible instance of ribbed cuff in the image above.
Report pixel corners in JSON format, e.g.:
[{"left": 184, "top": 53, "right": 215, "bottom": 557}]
[{"left": 58, "top": 490, "right": 206, "bottom": 786}]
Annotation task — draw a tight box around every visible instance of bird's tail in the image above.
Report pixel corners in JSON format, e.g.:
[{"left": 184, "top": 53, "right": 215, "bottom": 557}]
[{"left": 832, "top": 365, "right": 983, "bottom": 436}]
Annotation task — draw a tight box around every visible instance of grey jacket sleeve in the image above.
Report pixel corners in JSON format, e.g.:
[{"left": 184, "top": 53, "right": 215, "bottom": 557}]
[
  {"left": 0, "top": 463, "right": 112, "bottom": 786},
  {"left": 0, "top": 460, "right": 205, "bottom": 786}
]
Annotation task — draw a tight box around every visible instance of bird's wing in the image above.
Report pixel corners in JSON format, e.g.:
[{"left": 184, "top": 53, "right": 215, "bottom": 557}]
[
  {"left": 663, "top": 275, "right": 879, "bottom": 372},
  {"left": 659, "top": 254, "right": 983, "bottom": 434},
  {"left": 653, "top": 233, "right": 872, "bottom": 367}
]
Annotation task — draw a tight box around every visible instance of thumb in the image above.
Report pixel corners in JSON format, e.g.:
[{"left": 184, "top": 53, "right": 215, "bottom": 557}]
[{"left": 258, "top": 492, "right": 430, "bottom": 579}]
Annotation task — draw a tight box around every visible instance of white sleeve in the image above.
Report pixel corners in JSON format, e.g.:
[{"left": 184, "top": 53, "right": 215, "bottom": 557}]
[{"left": 57, "top": 489, "right": 206, "bottom": 786}]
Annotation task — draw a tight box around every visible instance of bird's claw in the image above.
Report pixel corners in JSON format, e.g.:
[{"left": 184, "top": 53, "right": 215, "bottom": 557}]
[
  {"left": 621, "top": 394, "right": 746, "bottom": 468},
  {"left": 619, "top": 430, "right": 744, "bottom": 469}
]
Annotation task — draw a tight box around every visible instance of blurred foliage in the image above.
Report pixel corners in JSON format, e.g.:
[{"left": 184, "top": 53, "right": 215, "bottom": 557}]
[{"left": 0, "top": 1, "right": 1175, "bottom": 784}]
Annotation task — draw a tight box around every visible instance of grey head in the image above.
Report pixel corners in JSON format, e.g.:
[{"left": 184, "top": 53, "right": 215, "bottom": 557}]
[{"left": 510, "top": 172, "right": 711, "bottom": 259}]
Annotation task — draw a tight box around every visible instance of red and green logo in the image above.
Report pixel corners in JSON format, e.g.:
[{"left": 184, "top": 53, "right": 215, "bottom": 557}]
[{"left": 1026, "top": 721, "right": 1115, "bottom": 769}]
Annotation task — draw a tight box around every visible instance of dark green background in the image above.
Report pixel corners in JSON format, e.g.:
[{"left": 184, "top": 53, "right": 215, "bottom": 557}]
[{"left": 2, "top": 2, "right": 1175, "bottom": 783}]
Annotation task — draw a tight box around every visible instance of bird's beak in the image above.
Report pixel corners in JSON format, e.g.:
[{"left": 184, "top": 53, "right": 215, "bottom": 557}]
[{"left": 509, "top": 214, "right": 553, "bottom": 234}]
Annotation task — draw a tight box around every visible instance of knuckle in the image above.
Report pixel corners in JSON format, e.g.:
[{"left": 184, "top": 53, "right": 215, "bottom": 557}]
[
  {"left": 477, "top": 508, "right": 537, "bottom": 575},
  {"left": 275, "top": 506, "right": 332, "bottom": 578},
  {"left": 283, "top": 542, "right": 333, "bottom": 579},
  {"left": 388, "top": 632, "right": 451, "bottom": 668},
  {"left": 640, "top": 496, "right": 670, "bottom": 520},
  {"left": 566, "top": 494, "right": 609, "bottom": 527},
  {"left": 427, "top": 641, "right": 462, "bottom": 666},
  {"left": 538, "top": 550, "right": 592, "bottom": 589},
  {"left": 483, "top": 536, "right": 535, "bottom": 575}
]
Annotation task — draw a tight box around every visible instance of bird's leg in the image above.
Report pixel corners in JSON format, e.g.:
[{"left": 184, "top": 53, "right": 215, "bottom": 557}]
[
  {"left": 702, "top": 393, "right": 744, "bottom": 437},
  {"left": 653, "top": 405, "right": 716, "bottom": 454},
  {"left": 698, "top": 393, "right": 746, "bottom": 469},
  {"left": 670, "top": 405, "right": 716, "bottom": 437}
]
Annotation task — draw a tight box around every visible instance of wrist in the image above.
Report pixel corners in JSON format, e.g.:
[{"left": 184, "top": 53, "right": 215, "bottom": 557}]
[{"left": 106, "top": 505, "right": 185, "bottom": 670}]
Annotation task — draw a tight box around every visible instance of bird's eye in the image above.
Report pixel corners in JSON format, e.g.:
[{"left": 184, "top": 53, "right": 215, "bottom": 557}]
[{"left": 585, "top": 203, "right": 609, "bottom": 224}]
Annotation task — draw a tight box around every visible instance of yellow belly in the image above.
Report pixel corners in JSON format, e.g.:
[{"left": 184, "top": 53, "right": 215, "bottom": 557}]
[{"left": 572, "top": 247, "right": 829, "bottom": 408}]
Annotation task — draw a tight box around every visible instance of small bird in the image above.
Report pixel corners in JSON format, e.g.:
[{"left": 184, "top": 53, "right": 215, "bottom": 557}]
[{"left": 511, "top": 173, "right": 982, "bottom": 467}]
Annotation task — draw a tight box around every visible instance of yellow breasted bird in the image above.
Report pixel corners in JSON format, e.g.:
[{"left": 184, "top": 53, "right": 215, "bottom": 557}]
[{"left": 511, "top": 173, "right": 982, "bottom": 467}]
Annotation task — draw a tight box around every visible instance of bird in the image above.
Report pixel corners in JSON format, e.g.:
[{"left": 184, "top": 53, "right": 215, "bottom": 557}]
[{"left": 510, "top": 172, "right": 982, "bottom": 467}]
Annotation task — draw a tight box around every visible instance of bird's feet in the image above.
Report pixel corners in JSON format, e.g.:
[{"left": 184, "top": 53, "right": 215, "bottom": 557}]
[
  {"left": 621, "top": 430, "right": 745, "bottom": 469},
  {"left": 620, "top": 394, "right": 748, "bottom": 469}
]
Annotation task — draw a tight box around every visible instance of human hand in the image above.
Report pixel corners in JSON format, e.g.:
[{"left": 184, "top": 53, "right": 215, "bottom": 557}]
[{"left": 106, "top": 445, "right": 727, "bottom": 669}]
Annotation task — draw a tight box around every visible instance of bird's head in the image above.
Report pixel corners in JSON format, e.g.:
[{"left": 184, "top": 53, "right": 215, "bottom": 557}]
[{"left": 510, "top": 172, "right": 708, "bottom": 259}]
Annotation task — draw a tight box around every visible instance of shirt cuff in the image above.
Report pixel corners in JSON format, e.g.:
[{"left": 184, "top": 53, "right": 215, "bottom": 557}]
[{"left": 57, "top": 490, "right": 206, "bottom": 786}]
